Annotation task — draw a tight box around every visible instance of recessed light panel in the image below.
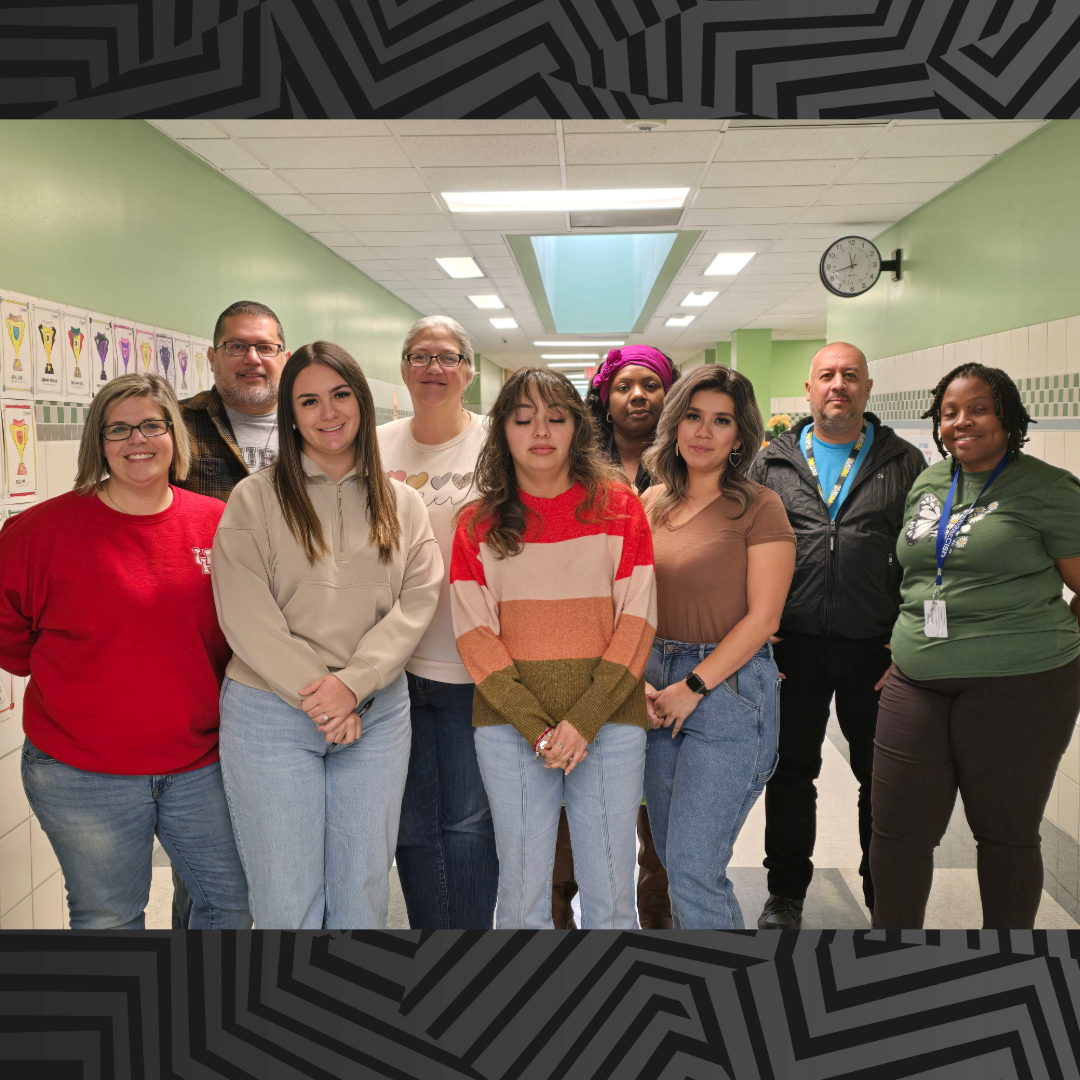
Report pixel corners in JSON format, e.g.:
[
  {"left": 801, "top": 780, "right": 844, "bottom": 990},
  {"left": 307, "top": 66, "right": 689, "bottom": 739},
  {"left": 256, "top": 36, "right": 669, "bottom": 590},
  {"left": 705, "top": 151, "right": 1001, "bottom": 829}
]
[
  {"left": 442, "top": 189, "right": 690, "bottom": 213},
  {"left": 436, "top": 256, "right": 484, "bottom": 279},
  {"left": 489, "top": 317, "right": 518, "bottom": 329},
  {"left": 665, "top": 315, "right": 695, "bottom": 327},
  {"left": 540, "top": 354, "right": 599, "bottom": 360},
  {"left": 704, "top": 252, "right": 755, "bottom": 276},
  {"left": 534, "top": 341, "right": 624, "bottom": 347},
  {"left": 469, "top": 294, "right": 504, "bottom": 309},
  {"left": 681, "top": 291, "right": 719, "bottom": 307}
]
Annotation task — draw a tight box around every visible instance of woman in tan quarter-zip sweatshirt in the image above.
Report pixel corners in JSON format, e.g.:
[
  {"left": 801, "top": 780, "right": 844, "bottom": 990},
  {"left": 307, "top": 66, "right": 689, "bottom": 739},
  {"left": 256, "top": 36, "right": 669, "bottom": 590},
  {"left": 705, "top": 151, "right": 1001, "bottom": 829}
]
[{"left": 211, "top": 342, "right": 442, "bottom": 930}]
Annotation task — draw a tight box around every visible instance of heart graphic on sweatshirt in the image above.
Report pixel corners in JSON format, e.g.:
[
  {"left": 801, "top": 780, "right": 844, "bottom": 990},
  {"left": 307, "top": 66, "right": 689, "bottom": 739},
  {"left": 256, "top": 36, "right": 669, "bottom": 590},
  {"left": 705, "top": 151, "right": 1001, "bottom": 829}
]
[
  {"left": 388, "top": 470, "right": 406, "bottom": 482},
  {"left": 452, "top": 472, "right": 474, "bottom": 489},
  {"left": 406, "top": 472, "right": 428, "bottom": 489},
  {"left": 430, "top": 472, "right": 452, "bottom": 490}
]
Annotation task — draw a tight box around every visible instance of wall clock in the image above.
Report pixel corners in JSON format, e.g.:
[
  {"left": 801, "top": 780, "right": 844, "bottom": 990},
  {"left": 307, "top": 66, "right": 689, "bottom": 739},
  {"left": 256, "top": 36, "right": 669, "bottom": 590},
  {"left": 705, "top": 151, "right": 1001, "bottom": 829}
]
[{"left": 820, "top": 236, "right": 901, "bottom": 297}]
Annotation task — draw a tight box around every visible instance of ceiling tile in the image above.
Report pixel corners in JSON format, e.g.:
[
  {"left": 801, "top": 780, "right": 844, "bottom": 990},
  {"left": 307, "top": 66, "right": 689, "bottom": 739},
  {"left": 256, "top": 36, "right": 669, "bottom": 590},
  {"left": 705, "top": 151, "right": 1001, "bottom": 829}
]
[
  {"left": 334, "top": 247, "right": 380, "bottom": 260},
  {"left": 305, "top": 193, "right": 441, "bottom": 215},
  {"left": 363, "top": 268, "right": 406, "bottom": 280},
  {"left": 386, "top": 259, "right": 445, "bottom": 271},
  {"left": 693, "top": 186, "right": 824, "bottom": 208},
  {"left": 450, "top": 212, "right": 566, "bottom": 232},
  {"left": 821, "top": 181, "right": 953, "bottom": 203},
  {"left": 841, "top": 156, "right": 992, "bottom": 184},
  {"left": 424, "top": 166, "right": 562, "bottom": 191},
  {"left": 219, "top": 120, "right": 392, "bottom": 138},
  {"left": 770, "top": 238, "right": 841, "bottom": 252},
  {"left": 563, "top": 131, "right": 720, "bottom": 165},
  {"left": 390, "top": 120, "right": 556, "bottom": 135},
  {"left": 353, "top": 232, "right": 463, "bottom": 247},
  {"left": 471, "top": 244, "right": 511, "bottom": 256},
  {"left": 310, "top": 232, "right": 357, "bottom": 247},
  {"left": 704, "top": 225, "right": 789, "bottom": 240},
  {"left": 401, "top": 135, "right": 559, "bottom": 167},
  {"left": 799, "top": 204, "right": 916, "bottom": 223},
  {"left": 371, "top": 246, "right": 472, "bottom": 259},
  {"left": 565, "top": 163, "right": 702, "bottom": 188},
  {"left": 258, "top": 193, "right": 322, "bottom": 215},
  {"left": 461, "top": 231, "right": 512, "bottom": 244},
  {"left": 277, "top": 168, "right": 429, "bottom": 193},
  {"left": 866, "top": 121, "right": 1044, "bottom": 157},
  {"left": 399, "top": 269, "right": 453, "bottom": 280},
  {"left": 150, "top": 120, "right": 227, "bottom": 139},
  {"left": 715, "top": 125, "right": 885, "bottom": 161},
  {"left": 704, "top": 160, "right": 847, "bottom": 186},
  {"left": 786, "top": 222, "right": 893, "bottom": 238},
  {"left": 284, "top": 214, "right": 338, "bottom": 231},
  {"left": 333, "top": 214, "right": 454, "bottom": 231},
  {"left": 241, "top": 137, "right": 412, "bottom": 169},
  {"left": 477, "top": 257, "right": 517, "bottom": 269},
  {"left": 223, "top": 169, "right": 295, "bottom": 194},
  {"left": 181, "top": 139, "right": 263, "bottom": 169},
  {"left": 685, "top": 207, "right": 800, "bottom": 226}
]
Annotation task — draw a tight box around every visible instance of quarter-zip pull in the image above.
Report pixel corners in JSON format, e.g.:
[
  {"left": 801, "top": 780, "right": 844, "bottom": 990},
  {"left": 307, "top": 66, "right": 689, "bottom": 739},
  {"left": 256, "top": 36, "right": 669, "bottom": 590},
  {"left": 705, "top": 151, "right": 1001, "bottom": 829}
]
[
  {"left": 336, "top": 482, "right": 346, "bottom": 561},
  {"left": 829, "top": 522, "right": 836, "bottom": 551}
]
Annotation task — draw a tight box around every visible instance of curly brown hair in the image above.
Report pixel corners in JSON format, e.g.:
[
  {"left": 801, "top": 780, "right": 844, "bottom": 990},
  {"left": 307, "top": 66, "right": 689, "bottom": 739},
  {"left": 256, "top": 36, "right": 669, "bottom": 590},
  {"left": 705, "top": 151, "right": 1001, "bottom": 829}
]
[{"left": 455, "top": 367, "right": 628, "bottom": 558}]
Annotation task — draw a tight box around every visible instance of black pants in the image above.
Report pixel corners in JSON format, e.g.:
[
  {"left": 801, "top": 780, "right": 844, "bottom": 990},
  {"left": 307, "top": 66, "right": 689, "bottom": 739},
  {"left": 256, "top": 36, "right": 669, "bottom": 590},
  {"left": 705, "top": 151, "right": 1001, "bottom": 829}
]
[
  {"left": 764, "top": 634, "right": 891, "bottom": 907},
  {"left": 871, "top": 658, "right": 1080, "bottom": 929}
]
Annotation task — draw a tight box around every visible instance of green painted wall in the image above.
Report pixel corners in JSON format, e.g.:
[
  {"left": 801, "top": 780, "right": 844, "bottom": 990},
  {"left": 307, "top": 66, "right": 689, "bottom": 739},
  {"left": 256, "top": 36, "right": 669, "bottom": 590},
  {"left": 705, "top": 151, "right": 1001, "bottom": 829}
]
[
  {"left": 772, "top": 339, "right": 825, "bottom": 398},
  {"left": 0, "top": 120, "right": 419, "bottom": 384},
  {"left": 478, "top": 354, "right": 503, "bottom": 414},
  {"left": 731, "top": 329, "right": 772, "bottom": 413},
  {"left": 680, "top": 347, "right": 715, "bottom": 372},
  {"left": 827, "top": 120, "right": 1077, "bottom": 362}
]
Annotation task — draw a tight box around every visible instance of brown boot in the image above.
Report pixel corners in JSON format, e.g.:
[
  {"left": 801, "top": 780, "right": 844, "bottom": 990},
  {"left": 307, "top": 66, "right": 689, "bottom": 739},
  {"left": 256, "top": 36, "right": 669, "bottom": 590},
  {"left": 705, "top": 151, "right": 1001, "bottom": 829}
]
[
  {"left": 637, "top": 804, "right": 673, "bottom": 929},
  {"left": 551, "top": 806, "right": 578, "bottom": 929}
]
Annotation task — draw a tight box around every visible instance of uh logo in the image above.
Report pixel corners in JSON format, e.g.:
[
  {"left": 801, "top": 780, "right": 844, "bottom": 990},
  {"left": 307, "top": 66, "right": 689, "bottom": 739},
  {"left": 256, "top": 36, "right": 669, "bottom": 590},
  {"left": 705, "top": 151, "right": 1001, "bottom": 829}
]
[{"left": 192, "top": 547, "right": 212, "bottom": 574}]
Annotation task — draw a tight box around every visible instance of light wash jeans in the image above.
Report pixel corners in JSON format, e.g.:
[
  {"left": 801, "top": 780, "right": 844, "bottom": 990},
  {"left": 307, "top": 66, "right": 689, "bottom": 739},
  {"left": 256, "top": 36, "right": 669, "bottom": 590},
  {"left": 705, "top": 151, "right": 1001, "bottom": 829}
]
[
  {"left": 218, "top": 673, "right": 411, "bottom": 929},
  {"left": 644, "top": 639, "right": 780, "bottom": 929},
  {"left": 21, "top": 739, "right": 251, "bottom": 930},
  {"left": 474, "top": 721, "right": 645, "bottom": 929}
]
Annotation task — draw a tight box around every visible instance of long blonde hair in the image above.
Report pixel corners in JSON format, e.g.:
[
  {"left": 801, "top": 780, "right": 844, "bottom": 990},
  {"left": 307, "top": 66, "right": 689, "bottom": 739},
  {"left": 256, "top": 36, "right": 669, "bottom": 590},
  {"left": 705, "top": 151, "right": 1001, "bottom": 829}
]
[
  {"left": 643, "top": 364, "right": 763, "bottom": 528},
  {"left": 273, "top": 342, "right": 400, "bottom": 565},
  {"left": 75, "top": 373, "right": 191, "bottom": 494}
]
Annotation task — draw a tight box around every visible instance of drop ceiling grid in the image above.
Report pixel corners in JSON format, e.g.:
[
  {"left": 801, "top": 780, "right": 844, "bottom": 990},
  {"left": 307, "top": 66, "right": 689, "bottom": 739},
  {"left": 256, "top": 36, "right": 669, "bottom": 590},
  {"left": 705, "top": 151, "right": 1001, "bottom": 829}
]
[{"left": 148, "top": 119, "right": 1046, "bottom": 368}]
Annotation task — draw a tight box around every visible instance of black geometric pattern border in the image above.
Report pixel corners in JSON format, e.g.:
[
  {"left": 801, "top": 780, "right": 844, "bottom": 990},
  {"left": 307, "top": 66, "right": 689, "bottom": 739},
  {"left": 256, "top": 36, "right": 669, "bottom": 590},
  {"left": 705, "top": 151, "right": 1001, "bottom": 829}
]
[
  {"left": 3, "top": 930, "right": 1080, "bottom": 1078},
  {"left": 3, "top": 0, "right": 1080, "bottom": 119}
]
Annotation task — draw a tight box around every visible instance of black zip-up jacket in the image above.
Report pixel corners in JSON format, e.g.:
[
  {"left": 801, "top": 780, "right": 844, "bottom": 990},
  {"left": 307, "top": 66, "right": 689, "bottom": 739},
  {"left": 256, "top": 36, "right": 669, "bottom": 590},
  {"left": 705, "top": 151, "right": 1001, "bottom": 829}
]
[{"left": 748, "top": 413, "right": 927, "bottom": 641}]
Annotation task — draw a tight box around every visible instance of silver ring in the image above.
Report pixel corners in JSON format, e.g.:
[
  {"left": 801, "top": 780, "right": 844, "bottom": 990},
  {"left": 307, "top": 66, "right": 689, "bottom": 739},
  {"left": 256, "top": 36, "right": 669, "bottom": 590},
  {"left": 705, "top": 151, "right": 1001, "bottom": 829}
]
[
  {"left": 556, "top": 741, "right": 565, "bottom": 749},
  {"left": 321, "top": 712, "right": 329, "bottom": 722}
]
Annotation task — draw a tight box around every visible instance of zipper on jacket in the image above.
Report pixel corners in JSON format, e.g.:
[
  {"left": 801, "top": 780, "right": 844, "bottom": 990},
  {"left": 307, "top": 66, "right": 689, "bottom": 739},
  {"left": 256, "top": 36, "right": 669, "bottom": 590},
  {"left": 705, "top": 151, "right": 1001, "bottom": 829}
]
[{"left": 336, "top": 483, "right": 346, "bottom": 561}]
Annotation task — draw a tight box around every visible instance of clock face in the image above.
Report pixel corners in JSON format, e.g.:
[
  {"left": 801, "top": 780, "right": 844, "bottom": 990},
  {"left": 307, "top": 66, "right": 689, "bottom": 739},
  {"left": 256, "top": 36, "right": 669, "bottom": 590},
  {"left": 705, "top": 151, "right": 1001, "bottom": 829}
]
[{"left": 820, "top": 236, "right": 883, "bottom": 297}]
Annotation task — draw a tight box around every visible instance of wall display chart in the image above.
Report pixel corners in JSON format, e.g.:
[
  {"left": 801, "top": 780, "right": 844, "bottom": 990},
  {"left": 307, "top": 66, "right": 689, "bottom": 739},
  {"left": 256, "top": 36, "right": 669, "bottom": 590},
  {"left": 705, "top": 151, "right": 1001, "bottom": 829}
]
[
  {"left": 32, "top": 304, "right": 62, "bottom": 397},
  {"left": 155, "top": 330, "right": 174, "bottom": 388},
  {"left": 191, "top": 340, "right": 211, "bottom": 394},
  {"left": 135, "top": 325, "right": 156, "bottom": 376},
  {"left": 173, "top": 337, "right": 191, "bottom": 396},
  {"left": 63, "top": 310, "right": 91, "bottom": 399},
  {"left": 89, "top": 317, "right": 115, "bottom": 387},
  {"left": 113, "top": 322, "right": 135, "bottom": 378},
  {"left": 3, "top": 400, "right": 38, "bottom": 497},
  {"left": 1, "top": 299, "right": 32, "bottom": 396}
]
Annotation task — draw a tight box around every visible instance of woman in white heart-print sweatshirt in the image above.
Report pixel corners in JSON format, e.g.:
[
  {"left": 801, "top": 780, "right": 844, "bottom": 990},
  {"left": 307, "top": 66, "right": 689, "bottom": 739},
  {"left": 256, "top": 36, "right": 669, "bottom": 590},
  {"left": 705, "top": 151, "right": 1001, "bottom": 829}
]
[{"left": 376, "top": 315, "right": 495, "bottom": 932}]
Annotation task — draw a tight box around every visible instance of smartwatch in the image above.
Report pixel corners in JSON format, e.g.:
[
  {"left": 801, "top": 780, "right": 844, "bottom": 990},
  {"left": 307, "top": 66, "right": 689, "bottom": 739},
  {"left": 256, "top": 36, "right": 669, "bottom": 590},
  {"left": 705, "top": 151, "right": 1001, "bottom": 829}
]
[{"left": 685, "top": 672, "right": 709, "bottom": 697}]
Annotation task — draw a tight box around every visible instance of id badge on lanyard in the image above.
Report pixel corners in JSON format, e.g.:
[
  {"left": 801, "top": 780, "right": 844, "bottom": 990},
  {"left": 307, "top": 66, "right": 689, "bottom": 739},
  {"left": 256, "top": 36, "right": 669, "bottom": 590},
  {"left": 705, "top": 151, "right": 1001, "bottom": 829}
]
[{"left": 925, "top": 454, "right": 1008, "bottom": 638}]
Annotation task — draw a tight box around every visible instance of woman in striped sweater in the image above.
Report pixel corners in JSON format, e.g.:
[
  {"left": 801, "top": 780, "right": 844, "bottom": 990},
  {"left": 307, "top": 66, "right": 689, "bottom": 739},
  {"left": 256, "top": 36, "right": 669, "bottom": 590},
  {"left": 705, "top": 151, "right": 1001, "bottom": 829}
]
[{"left": 450, "top": 368, "right": 657, "bottom": 929}]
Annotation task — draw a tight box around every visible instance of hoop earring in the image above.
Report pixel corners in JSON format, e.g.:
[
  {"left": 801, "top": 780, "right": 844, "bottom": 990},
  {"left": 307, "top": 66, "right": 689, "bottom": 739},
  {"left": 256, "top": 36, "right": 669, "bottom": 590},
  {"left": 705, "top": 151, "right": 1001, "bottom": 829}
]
[
  {"left": 607, "top": 413, "right": 613, "bottom": 424},
  {"left": 728, "top": 449, "right": 742, "bottom": 466}
]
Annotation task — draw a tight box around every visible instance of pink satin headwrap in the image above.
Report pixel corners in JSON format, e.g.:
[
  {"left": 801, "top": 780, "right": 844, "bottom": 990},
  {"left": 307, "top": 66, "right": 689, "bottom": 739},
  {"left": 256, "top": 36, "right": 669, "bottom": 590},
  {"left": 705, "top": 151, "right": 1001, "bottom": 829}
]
[{"left": 592, "top": 346, "right": 675, "bottom": 407}]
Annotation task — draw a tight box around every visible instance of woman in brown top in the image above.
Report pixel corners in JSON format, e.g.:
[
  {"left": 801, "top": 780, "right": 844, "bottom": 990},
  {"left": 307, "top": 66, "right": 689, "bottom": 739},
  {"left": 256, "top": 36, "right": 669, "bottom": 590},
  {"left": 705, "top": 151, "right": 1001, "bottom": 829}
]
[{"left": 641, "top": 364, "right": 796, "bottom": 929}]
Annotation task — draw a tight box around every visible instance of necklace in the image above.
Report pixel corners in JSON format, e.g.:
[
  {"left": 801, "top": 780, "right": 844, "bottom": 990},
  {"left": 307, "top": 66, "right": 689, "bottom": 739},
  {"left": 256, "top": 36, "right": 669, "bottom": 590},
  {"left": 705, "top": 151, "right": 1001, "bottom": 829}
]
[{"left": 100, "top": 480, "right": 170, "bottom": 515}]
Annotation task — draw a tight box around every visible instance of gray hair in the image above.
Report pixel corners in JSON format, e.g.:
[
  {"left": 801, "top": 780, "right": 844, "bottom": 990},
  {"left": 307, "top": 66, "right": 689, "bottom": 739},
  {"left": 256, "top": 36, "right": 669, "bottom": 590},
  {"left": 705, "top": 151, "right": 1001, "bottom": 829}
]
[
  {"left": 75, "top": 373, "right": 191, "bottom": 494},
  {"left": 400, "top": 315, "right": 475, "bottom": 386}
]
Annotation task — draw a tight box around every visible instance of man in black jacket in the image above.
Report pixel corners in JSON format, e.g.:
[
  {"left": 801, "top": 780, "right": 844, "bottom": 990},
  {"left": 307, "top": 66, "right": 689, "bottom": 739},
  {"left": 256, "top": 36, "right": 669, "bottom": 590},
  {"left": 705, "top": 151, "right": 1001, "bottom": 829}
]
[{"left": 748, "top": 342, "right": 926, "bottom": 929}]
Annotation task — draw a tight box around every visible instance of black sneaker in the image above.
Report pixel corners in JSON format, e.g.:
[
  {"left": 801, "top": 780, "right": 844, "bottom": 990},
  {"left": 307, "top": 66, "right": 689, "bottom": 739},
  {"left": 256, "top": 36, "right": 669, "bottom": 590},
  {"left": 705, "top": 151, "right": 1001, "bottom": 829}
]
[{"left": 757, "top": 894, "right": 803, "bottom": 930}]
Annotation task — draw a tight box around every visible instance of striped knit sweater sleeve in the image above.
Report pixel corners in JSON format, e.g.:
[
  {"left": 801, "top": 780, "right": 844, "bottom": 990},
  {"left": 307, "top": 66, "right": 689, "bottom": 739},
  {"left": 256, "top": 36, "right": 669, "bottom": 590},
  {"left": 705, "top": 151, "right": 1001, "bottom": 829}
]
[{"left": 450, "top": 483, "right": 657, "bottom": 746}]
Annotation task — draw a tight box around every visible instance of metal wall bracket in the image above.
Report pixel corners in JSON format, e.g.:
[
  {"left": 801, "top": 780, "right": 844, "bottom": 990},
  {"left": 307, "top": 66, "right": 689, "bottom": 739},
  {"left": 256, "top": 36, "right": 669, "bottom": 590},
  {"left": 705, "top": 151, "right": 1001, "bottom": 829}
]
[{"left": 880, "top": 248, "right": 902, "bottom": 281}]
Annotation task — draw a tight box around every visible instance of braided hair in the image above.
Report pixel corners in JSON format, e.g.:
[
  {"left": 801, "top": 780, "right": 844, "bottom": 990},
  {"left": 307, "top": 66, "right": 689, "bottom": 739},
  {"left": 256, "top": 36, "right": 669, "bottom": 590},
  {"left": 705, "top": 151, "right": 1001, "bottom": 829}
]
[{"left": 922, "top": 362, "right": 1031, "bottom": 475}]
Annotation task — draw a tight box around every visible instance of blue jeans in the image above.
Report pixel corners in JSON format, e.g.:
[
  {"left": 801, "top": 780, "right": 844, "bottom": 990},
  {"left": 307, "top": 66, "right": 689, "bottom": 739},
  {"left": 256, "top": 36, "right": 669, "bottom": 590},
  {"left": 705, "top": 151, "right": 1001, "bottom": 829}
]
[
  {"left": 475, "top": 721, "right": 645, "bottom": 929},
  {"left": 218, "top": 674, "right": 411, "bottom": 929},
  {"left": 644, "top": 639, "right": 780, "bottom": 929},
  {"left": 396, "top": 674, "right": 498, "bottom": 929},
  {"left": 21, "top": 739, "right": 251, "bottom": 930}
]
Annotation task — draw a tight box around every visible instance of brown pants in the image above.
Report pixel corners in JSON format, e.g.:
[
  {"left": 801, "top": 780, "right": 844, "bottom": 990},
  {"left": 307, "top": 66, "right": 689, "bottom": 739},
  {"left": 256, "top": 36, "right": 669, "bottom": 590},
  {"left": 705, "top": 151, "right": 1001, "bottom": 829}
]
[{"left": 870, "top": 656, "right": 1080, "bottom": 929}]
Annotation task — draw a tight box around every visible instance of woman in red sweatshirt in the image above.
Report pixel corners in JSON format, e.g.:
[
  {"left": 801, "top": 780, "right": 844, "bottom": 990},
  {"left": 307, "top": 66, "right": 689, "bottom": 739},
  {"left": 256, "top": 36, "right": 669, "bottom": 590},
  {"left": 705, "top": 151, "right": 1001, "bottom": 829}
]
[{"left": 0, "top": 373, "right": 250, "bottom": 929}]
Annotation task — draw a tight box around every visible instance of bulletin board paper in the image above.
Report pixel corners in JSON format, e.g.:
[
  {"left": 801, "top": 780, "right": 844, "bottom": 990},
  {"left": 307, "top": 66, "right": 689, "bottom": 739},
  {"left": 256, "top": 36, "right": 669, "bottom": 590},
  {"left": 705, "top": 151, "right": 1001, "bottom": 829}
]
[
  {"left": 113, "top": 323, "right": 135, "bottom": 377},
  {"left": 173, "top": 337, "right": 192, "bottom": 398},
  {"left": 155, "top": 330, "right": 174, "bottom": 389},
  {"left": 89, "top": 318, "right": 115, "bottom": 391},
  {"left": 1, "top": 300, "right": 33, "bottom": 396},
  {"left": 3, "top": 401, "right": 37, "bottom": 497},
  {"left": 135, "top": 326, "right": 156, "bottom": 375},
  {"left": 63, "top": 311, "right": 92, "bottom": 399},
  {"left": 32, "top": 305, "right": 63, "bottom": 396}
]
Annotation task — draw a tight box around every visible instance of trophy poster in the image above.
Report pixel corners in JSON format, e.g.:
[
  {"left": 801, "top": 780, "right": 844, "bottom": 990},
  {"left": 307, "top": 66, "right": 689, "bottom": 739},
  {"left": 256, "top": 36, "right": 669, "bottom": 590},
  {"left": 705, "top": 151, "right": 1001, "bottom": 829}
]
[
  {"left": 63, "top": 311, "right": 91, "bottom": 399},
  {"left": 1, "top": 300, "right": 33, "bottom": 395},
  {"left": 155, "top": 331, "right": 174, "bottom": 388},
  {"left": 192, "top": 340, "right": 210, "bottom": 393},
  {"left": 135, "top": 326, "right": 156, "bottom": 375},
  {"left": 32, "top": 305, "right": 62, "bottom": 395},
  {"left": 89, "top": 317, "right": 115, "bottom": 391},
  {"left": 113, "top": 323, "right": 134, "bottom": 377},
  {"left": 173, "top": 337, "right": 191, "bottom": 397},
  {"left": 3, "top": 401, "right": 37, "bottom": 496}
]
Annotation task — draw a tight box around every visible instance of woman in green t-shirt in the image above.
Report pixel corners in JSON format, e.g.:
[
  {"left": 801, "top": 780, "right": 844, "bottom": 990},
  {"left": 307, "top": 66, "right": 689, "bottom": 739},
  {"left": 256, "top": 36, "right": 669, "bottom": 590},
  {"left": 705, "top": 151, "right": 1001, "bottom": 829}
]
[{"left": 872, "top": 362, "right": 1080, "bottom": 930}]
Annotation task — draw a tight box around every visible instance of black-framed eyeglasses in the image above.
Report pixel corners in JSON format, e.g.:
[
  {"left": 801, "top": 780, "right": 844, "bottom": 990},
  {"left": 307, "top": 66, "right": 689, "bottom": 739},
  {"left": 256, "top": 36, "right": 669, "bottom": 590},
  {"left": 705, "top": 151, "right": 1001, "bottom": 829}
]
[
  {"left": 217, "top": 340, "right": 285, "bottom": 357},
  {"left": 102, "top": 419, "right": 172, "bottom": 441},
  {"left": 405, "top": 352, "right": 466, "bottom": 368}
]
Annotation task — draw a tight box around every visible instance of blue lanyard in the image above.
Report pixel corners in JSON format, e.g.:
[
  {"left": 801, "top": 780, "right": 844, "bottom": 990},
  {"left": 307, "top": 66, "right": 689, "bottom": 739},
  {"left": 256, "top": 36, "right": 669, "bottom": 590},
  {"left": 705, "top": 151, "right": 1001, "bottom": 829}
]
[{"left": 934, "top": 454, "right": 1009, "bottom": 592}]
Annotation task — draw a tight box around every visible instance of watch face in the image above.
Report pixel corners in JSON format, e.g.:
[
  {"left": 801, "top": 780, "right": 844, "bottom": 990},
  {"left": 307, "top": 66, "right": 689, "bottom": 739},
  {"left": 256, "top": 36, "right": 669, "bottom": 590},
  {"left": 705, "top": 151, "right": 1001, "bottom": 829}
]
[{"left": 820, "top": 236, "right": 882, "bottom": 297}]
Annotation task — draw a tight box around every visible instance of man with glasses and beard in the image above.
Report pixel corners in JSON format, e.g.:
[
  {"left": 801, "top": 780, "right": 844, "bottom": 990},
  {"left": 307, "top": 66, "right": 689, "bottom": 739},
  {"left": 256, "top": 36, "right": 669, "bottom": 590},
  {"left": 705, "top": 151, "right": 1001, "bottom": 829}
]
[{"left": 169, "top": 299, "right": 291, "bottom": 926}]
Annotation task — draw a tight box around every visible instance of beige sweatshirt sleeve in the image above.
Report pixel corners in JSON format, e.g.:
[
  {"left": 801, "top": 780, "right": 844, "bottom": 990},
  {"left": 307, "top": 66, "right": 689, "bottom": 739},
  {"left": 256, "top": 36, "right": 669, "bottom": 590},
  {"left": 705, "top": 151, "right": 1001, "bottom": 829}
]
[
  {"left": 211, "top": 477, "right": 331, "bottom": 707},
  {"left": 334, "top": 486, "right": 443, "bottom": 704}
]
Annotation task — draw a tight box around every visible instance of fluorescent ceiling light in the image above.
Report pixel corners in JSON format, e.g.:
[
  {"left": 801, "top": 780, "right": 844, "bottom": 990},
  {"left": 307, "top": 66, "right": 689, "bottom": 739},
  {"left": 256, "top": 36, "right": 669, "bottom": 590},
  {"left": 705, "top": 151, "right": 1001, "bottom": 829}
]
[
  {"left": 489, "top": 317, "right": 518, "bottom": 329},
  {"left": 442, "top": 189, "right": 690, "bottom": 213},
  {"left": 541, "top": 354, "right": 599, "bottom": 361},
  {"left": 681, "top": 291, "right": 719, "bottom": 307},
  {"left": 666, "top": 315, "right": 695, "bottom": 327},
  {"left": 468, "top": 294, "right": 504, "bottom": 309},
  {"left": 534, "top": 340, "right": 624, "bottom": 347},
  {"left": 436, "top": 256, "right": 484, "bottom": 279},
  {"left": 704, "top": 252, "right": 756, "bottom": 276}
]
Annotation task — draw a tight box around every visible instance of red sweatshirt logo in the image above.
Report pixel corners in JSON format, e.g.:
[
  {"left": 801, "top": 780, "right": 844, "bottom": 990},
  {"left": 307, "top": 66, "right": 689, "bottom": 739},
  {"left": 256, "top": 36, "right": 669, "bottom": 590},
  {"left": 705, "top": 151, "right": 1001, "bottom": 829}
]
[{"left": 192, "top": 547, "right": 212, "bottom": 574}]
